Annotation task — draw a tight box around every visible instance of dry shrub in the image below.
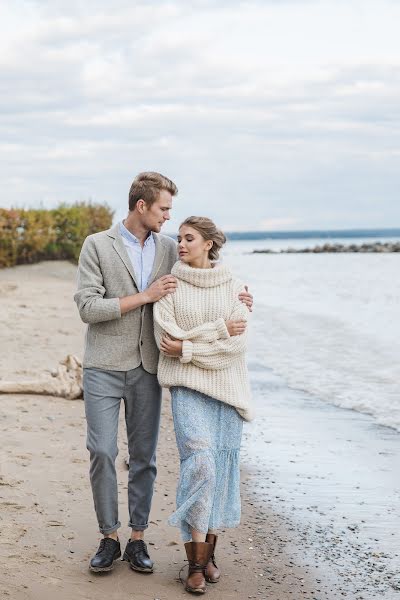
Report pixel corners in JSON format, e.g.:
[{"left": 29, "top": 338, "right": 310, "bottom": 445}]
[
  {"left": 0, "top": 202, "right": 113, "bottom": 268},
  {"left": 0, "top": 209, "right": 20, "bottom": 268}
]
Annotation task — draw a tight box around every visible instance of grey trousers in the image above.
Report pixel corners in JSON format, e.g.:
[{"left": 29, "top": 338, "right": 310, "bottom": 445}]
[{"left": 83, "top": 365, "right": 162, "bottom": 535}]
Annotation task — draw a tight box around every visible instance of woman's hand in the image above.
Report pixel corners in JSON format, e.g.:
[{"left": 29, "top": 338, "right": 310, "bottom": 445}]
[
  {"left": 225, "top": 319, "right": 247, "bottom": 336},
  {"left": 160, "top": 335, "right": 183, "bottom": 357}
]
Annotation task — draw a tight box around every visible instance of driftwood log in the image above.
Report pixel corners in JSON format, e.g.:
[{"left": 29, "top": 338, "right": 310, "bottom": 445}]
[{"left": 0, "top": 355, "right": 83, "bottom": 400}]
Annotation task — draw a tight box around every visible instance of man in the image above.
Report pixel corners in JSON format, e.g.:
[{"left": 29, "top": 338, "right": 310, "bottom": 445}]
[{"left": 74, "top": 172, "right": 252, "bottom": 575}]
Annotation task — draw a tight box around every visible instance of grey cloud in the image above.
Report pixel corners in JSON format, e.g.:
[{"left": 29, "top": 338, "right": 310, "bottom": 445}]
[{"left": 1, "top": 1, "right": 399, "bottom": 230}]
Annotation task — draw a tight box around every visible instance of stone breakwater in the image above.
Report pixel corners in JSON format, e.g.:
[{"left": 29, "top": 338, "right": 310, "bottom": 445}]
[{"left": 253, "top": 241, "right": 400, "bottom": 254}]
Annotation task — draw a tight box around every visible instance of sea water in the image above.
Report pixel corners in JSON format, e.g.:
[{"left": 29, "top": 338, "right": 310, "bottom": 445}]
[{"left": 222, "top": 237, "right": 400, "bottom": 432}]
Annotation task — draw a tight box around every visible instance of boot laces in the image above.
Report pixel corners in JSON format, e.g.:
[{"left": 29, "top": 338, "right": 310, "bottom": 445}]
[
  {"left": 178, "top": 560, "right": 205, "bottom": 585},
  {"left": 131, "top": 539, "right": 149, "bottom": 558},
  {"left": 96, "top": 538, "right": 118, "bottom": 558}
]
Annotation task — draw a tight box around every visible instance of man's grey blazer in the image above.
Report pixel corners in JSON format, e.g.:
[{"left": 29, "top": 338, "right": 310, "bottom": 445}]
[{"left": 74, "top": 224, "right": 178, "bottom": 373}]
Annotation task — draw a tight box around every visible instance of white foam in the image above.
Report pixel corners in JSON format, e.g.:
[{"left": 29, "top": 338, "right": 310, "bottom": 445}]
[{"left": 223, "top": 242, "right": 400, "bottom": 431}]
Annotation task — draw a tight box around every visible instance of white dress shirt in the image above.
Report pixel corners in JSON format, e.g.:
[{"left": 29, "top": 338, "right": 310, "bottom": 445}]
[{"left": 119, "top": 221, "right": 156, "bottom": 291}]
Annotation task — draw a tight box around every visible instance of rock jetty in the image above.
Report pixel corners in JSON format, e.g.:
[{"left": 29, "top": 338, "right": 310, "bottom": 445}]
[{"left": 253, "top": 241, "right": 400, "bottom": 254}]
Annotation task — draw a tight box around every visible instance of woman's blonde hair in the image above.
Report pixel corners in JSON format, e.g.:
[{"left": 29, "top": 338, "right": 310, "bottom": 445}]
[{"left": 180, "top": 216, "right": 226, "bottom": 261}]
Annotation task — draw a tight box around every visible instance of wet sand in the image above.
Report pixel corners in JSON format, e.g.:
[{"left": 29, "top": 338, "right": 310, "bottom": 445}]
[
  {"left": 0, "top": 261, "right": 399, "bottom": 599},
  {"left": 244, "top": 370, "right": 400, "bottom": 599}
]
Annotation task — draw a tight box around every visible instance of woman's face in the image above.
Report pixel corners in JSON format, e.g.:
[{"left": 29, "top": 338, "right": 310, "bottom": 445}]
[{"left": 177, "top": 225, "right": 213, "bottom": 265}]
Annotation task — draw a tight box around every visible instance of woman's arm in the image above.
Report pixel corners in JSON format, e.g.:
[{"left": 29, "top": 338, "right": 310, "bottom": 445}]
[
  {"left": 153, "top": 294, "right": 230, "bottom": 348},
  {"left": 159, "top": 283, "right": 249, "bottom": 370},
  {"left": 181, "top": 332, "right": 247, "bottom": 369},
  {"left": 180, "top": 291, "right": 248, "bottom": 369}
]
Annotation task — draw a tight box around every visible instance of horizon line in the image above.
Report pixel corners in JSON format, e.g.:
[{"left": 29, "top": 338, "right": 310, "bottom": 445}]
[{"left": 163, "top": 226, "right": 400, "bottom": 237}]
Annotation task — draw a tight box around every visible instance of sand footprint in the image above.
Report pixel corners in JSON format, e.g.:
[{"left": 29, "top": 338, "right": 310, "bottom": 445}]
[
  {"left": 0, "top": 475, "right": 22, "bottom": 487},
  {"left": 0, "top": 522, "right": 27, "bottom": 541},
  {"left": 0, "top": 500, "right": 25, "bottom": 511},
  {"left": 0, "top": 283, "right": 18, "bottom": 296}
]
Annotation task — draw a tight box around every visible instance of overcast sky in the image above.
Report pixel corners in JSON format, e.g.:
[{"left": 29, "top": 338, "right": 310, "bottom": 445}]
[{"left": 1, "top": 0, "right": 399, "bottom": 231}]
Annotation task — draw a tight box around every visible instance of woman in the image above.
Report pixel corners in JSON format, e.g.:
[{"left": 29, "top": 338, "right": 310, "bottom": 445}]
[{"left": 153, "top": 216, "right": 253, "bottom": 594}]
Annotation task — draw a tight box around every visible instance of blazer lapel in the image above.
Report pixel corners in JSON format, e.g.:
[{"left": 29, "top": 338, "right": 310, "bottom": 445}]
[
  {"left": 148, "top": 233, "right": 167, "bottom": 286},
  {"left": 112, "top": 233, "right": 140, "bottom": 290}
]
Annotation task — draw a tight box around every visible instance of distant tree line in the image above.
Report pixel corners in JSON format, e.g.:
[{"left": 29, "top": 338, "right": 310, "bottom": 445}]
[{"left": 0, "top": 203, "right": 114, "bottom": 268}]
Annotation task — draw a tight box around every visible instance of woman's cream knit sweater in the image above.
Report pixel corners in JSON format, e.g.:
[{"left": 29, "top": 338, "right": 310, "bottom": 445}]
[{"left": 153, "top": 261, "right": 253, "bottom": 421}]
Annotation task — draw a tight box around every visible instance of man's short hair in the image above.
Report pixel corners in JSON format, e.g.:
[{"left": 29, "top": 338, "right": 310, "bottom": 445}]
[{"left": 128, "top": 172, "right": 178, "bottom": 211}]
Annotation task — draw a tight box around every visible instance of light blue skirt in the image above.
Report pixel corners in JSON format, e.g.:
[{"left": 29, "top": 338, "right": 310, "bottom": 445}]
[{"left": 169, "top": 386, "right": 243, "bottom": 541}]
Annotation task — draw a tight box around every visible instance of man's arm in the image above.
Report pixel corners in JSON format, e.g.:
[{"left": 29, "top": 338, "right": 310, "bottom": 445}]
[
  {"left": 74, "top": 237, "right": 122, "bottom": 324},
  {"left": 120, "top": 276, "right": 177, "bottom": 314},
  {"left": 74, "top": 237, "right": 177, "bottom": 324}
]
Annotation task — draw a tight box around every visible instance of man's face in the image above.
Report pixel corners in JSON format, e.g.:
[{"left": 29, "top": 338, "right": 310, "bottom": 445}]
[{"left": 142, "top": 189, "right": 172, "bottom": 233}]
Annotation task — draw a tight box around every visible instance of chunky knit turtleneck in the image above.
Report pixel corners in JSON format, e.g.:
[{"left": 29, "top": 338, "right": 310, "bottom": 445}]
[
  {"left": 171, "top": 261, "right": 233, "bottom": 287},
  {"left": 153, "top": 261, "right": 253, "bottom": 421}
]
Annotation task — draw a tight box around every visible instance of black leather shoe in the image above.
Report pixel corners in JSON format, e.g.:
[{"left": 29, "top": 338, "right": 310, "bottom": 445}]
[
  {"left": 89, "top": 537, "right": 121, "bottom": 572},
  {"left": 123, "top": 539, "right": 154, "bottom": 573}
]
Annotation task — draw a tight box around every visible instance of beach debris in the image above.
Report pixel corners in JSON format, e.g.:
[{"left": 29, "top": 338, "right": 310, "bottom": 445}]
[
  {"left": 0, "top": 355, "right": 83, "bottom": 400},
  {"left": 390, "top": 576, "right": 400, "bottom": 590}
]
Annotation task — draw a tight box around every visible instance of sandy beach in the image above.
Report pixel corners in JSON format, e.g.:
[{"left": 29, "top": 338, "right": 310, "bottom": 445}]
[
  {"left": 0, "top": 262, "right": 260, "bottom": 600},
  {"left": 1, "top": 261, "right": 399, "bottom": 600}
]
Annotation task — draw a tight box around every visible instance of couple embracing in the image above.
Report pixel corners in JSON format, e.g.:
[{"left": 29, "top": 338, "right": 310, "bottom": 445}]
[{"left": 74, "top": 172, "right": 253, "bottom": 594}]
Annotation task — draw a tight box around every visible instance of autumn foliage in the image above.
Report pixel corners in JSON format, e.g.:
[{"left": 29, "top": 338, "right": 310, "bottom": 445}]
[{"left": 0, "top": 203, "right": 114, "bottom": 268}]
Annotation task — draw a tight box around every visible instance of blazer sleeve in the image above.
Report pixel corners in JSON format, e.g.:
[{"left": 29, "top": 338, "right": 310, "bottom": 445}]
[
  {"left": 74, "top": 236, "right": 121, "bottom": 324},
  {"left": 153, "top": 293, "right": 230, "bottom": 350},
  {"left": 181, "top": 284, "right": 249, "bottom": 370}
]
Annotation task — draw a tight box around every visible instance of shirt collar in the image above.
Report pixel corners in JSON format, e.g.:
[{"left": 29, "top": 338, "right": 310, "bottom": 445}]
[{"left": 119, "top": 221, "right": 154, "bottom": 247}]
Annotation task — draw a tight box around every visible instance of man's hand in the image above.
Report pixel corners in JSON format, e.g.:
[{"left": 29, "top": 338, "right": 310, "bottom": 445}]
[
  {"left": 160, "top": 335, "right": 183, "bottom": 357},
  {"left": 225, "top": 319, "right": 247, "bottom": 336},
  {"left": 143, "top": 275, "right": 177, "bottom": 303},
  {"left": 120, "top": 275, "right": 177, "bottom": 314},
  {"left": 239, "top": 285, "right": 253, "bottom": 312}
]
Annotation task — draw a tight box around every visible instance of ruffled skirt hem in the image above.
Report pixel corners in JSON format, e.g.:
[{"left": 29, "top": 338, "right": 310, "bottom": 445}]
[{"left": 168, "top": 448, "right": 241, "bottom": 542}]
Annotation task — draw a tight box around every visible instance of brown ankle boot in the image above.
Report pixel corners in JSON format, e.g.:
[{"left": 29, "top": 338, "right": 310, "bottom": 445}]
[
  {"left": 184, "top": 541, "right": 213, "bottom": 594},
  {"left": 204, "top": 534, "right": 220, "bottom": 583}
]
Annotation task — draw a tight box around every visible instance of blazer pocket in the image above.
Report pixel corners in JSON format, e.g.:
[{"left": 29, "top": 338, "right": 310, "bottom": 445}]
[
  {"left": 93, "top": 333, "right": 127, "bottom": 366},
  {"left": 93, "top": 320, "right": 124, "bottom": 337}
]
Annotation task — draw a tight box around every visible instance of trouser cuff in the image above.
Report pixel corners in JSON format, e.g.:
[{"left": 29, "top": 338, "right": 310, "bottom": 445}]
[
  {"left": 100, "top": 521, "right": 121, "bottom": 535},
  {"left": 129, "top": 521, "right": 148, "bottom": 531}
]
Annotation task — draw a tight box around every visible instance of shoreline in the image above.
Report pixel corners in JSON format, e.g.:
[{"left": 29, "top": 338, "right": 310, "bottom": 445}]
[
  {"left": 1, "top": 260, "right": 399, "bottom": 599},
  {"left": 243, "top": 369, "right": 400, "bottom": 598}
]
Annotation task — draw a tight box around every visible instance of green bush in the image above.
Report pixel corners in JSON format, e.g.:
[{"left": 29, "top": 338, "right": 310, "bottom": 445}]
[
  {"left": 0, "top": 203, "right": 114, "bottom": 269},
  {"left": 0, "top": 209, "right": 20, "bottom": 268},
  {"left": 18, "top": 209, "right": 57, "bottom": 264}
]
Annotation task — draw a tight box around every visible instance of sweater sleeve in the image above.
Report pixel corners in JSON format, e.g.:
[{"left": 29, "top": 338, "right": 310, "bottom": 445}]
[
  {"left": 74, "top": 236, "right": 121, "bottom": 324},
  {"left": 153, "top": 293, "right": 230, "bottom": 350},
  {"left": 182, "top": 284, "right": 249, "bottom": 370}
]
